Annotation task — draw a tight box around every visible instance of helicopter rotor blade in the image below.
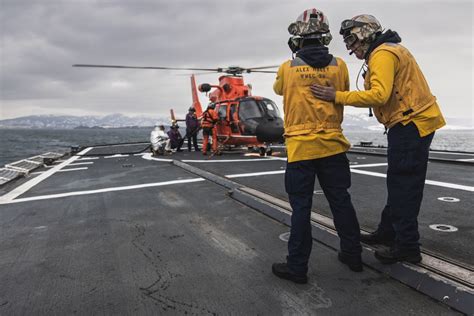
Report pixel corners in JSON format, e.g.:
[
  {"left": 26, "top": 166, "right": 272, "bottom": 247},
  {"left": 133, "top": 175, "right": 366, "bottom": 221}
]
[
  {"left": 73, "top": 64, "right": 221, "bottom": 72},
  {"left": 176, "top": 72, "right": 220, "bottom": 76},
  {"left": 245, "top": 65, "right": 279, "bottom": 70},
  {"left": 246, "top": 70, "right": 277, "bottom": 74}
]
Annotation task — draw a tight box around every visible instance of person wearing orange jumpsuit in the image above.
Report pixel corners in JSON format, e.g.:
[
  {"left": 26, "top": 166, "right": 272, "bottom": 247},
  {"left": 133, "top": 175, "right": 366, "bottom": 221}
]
[{"left": 201, "top": 104, "right": 219, "bottom": 155}]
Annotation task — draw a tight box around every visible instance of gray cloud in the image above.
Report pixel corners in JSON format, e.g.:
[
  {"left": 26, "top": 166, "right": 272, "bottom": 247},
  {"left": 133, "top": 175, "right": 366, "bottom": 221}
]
[{"left": 1, "top": 0, "right": 472, "bottom": 122}]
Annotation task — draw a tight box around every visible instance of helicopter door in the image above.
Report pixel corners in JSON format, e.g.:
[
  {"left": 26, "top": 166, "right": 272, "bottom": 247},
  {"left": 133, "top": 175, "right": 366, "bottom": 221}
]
[
  {"left": 230, "top": 103, "right": 239, "bottom": 133},
  {"left": 218, "top": 104, "right": 227, "bottom": 121}
]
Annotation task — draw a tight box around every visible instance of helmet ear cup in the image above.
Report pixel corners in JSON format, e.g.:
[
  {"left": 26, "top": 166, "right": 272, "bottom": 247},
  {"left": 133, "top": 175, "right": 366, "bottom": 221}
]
[
  {"left": 320, "top": 32, "right": 332, "bottom": 46},
  {"left": 288, "top": 36, "right": 302, "bottom": 53}
]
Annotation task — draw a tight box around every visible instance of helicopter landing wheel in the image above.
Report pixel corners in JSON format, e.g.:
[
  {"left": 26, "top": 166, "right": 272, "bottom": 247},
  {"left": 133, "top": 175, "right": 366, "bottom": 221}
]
[
  {"left": 259, "top": 147, "right": 266, "bottom": 157},
  {"left": 266, "top": 148, "right": 273, "bottom": 156}
]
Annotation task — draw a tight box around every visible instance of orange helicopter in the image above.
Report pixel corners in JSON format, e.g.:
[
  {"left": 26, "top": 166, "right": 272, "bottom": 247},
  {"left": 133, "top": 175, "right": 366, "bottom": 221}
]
[{"left": 73, "top": 64, "right": 285, "bottom": 156}]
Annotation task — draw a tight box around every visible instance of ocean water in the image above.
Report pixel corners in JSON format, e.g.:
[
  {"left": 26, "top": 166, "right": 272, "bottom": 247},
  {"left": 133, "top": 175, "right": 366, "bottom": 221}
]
[{"left": 0, "top": 128, "right": 473, "bottom": 166}]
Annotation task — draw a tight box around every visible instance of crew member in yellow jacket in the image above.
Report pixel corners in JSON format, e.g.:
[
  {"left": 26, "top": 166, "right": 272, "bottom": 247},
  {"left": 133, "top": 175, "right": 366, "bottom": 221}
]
[
  {"left": 271, "top": 8, "right": 363, "bottom": 285},
  {"left": 311, "top": 14, "right": 445, "bottom": 264}
]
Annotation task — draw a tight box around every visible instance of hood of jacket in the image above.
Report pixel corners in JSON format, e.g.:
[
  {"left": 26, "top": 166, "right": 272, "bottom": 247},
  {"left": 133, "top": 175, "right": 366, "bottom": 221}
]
[
  {"left": 366, "top": 29, "right": 402, "bottom": 58},
  {"left": 296, "top": 45, "right": 333, "bottom": 68}
]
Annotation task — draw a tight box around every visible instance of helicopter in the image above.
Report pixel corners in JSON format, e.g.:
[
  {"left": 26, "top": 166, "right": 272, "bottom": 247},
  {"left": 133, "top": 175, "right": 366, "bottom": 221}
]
[{"left": 73, "top": 64, "right": 285, "bottom": 156}]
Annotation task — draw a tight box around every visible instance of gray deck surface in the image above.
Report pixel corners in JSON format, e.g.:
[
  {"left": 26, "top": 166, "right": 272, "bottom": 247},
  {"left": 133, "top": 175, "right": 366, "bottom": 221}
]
[
  {"left": 0, "top": 146, "right": 469, "bottom": 314},
  {"left": 181, "top": 150, "right": 473, "bottom": 265}
]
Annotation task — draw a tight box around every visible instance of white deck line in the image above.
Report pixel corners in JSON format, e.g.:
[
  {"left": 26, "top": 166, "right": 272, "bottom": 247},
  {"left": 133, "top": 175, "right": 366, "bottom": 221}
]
[
  {"left": 93, "top": 142, "right": 149, "bottom": 148},
  {"left": 141, "top": 153, "right": 173, "bottom": 162},
  {"left": 58, "top": 167, "right": 88, "bottom": 172},
  {"left": 350, "top": 169, "right": 474, "bottom": 192},
  {"left": 227, "top": 167, "right": 473, "bottom": 191},
  {"left": 182, "top": 158, "right": 273, "bottom": 163},
  {"left": 104, "top": 154, "right": 129, "bottom": 159},
  {"left": 0, "top": 178, "right": 205, "bottom": 205},
  {"left": 77, "top": 157, "right": 99, "bottom": 161},
  {"left": 68, "top": 162, "right": 94, "bottom": 166},
  {"left": 268, "top": 157, "right": 288, "bottom": 161},
  {"left": 226, "top": 170, "right": 286, "bottom": 178},
  {"left": 0, "top": 147, "right": 93, "bottom": 203},
  {"left": 350, "top": 163, "right": 388, "bottom": 168}
]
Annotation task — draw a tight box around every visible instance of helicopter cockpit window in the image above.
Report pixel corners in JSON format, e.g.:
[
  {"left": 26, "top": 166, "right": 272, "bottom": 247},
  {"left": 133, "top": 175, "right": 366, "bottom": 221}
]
[
  {"left": 218, "top": 104, "right": 227, "bottom": 120},
  {"left": 238, "top": 100, "right": 263, "bottom": 120},
  {"left": 258, "top": 99, "right": 280, "bottom": 118}
]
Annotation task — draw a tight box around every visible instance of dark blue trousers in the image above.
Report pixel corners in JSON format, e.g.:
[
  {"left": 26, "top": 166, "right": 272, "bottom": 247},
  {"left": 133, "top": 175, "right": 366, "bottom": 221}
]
[
  {"left": 378, "top": 122, "right": 434, "bottom": 251},
  {"left": 285, "top": 153, "right": 362, "bottom": 275}
]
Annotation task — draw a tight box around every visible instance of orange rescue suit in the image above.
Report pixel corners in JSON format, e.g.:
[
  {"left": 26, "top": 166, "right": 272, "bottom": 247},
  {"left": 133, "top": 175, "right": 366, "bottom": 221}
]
[{"left": 201, "top": 108, "right": 218, "bottom": 154}]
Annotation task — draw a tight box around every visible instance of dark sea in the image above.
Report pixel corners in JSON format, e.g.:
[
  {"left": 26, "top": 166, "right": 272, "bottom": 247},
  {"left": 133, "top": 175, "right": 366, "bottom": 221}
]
[{"left": 0, "top": 128, "right": 473, "bottom": 166}]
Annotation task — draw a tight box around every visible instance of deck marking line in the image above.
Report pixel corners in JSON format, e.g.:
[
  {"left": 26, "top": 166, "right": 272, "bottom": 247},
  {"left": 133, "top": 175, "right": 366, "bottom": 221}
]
[
  {"left": 141, "top": 153, "right": 173, "bottom": 162},
  {"left": 226, "top": 167, "right": 472, "bottom": 192},
  {"left": 68, "top": 162, "right": 94, "bottom": 166},
  {"left": 0, "top": 147, "right": 93, "bottom": 203},
  {"left": 77, "top": 157, "right": 99, "bottom": 161},
  {"left": 349, "top": 163, "right": 388, "bottom": 168},
  {"left": 182, "top": 158, "right": 274, "bottom": 163},
  {"left": 267, "top": 157, "right": 288, "bottom": 161},
  {"left": 58, "top": 167, "right": 88, "bottom": 172},
  {"left": 92, "top": 142, "right": 149, "bottom": 148},
  {"left": 104, "top": 154, "right": 129, "bottom": 159},
  {"left": 350, "top": 169, "right": 474, "bottom": 192},
  {"left": 226, "top": 170, "right": 285, "bottom": 178},
  {"left": 0, "top": 178, "right": 205, "bottom": 205}
]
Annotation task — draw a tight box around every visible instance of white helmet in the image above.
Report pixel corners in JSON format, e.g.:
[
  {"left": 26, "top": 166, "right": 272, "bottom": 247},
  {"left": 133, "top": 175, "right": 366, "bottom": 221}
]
[{"left": 288, "top": 8, "right": 332, "bottom": 51}]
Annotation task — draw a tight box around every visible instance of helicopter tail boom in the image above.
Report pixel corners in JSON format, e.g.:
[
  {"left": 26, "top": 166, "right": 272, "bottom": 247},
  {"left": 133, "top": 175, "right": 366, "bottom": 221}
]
[{"left": 191, "top": 75, "right": 203, "bottom": 117}]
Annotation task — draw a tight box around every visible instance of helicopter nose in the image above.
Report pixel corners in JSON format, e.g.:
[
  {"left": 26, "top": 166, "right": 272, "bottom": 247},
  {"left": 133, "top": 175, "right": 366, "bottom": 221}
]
[{"left": 256, "top": 120, "right": 284, "bottom": 143}]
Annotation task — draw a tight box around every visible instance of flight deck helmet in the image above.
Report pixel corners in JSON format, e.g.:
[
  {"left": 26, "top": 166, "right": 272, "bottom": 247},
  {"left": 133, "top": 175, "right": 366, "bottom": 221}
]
[
  {"left": 288, "top": 8, "right": 332, "bottom": 53},
  {"left": 340, "top": 14, "right": 382, "bottom": 49}
]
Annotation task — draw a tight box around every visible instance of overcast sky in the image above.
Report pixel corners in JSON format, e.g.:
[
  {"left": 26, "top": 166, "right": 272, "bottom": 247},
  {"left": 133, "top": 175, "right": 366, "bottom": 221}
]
[{"left": 0, "top": 0, "right": 472, "bottom": 123}]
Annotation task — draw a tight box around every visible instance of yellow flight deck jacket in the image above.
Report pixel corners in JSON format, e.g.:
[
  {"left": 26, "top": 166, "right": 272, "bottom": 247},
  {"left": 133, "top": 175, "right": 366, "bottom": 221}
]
[
  {"left": 274, "top": 57, "right": 351, "bottom": 163},
  {"left": 335, "top": 43, "right": 445, "bottom": 136}
]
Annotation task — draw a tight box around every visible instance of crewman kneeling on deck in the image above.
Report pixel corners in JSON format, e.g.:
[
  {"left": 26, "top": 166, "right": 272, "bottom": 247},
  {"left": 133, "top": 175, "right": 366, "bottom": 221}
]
[
  {"left": 167, "top": 124, "right": 183, "bottom": 152},
  {"left": 201, "top": 103, "right": 219, "bottom": 155},
  {"left": 150, "top": 124, "right": 171, "bottom": 156},
  {"left": 272, "top": 8, "right": 363, "bottom": 284},
  {"left": 311, "top": 15, "right": 445, "bottom": 264}
]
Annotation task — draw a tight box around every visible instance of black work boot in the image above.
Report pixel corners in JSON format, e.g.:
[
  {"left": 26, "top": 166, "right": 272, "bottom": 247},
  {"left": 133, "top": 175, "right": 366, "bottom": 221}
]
[
  {"left": 360, "top": 230, "right": 395, "bottom": 246},
  {"left": 337, "top": 252, "right": 363, "bottom": 272},
  {"left": 374, "top": 248, "right": 422, "bottom": 264},
  {"left": 272, "top": 263, "right": 308, "bottom": 284}
]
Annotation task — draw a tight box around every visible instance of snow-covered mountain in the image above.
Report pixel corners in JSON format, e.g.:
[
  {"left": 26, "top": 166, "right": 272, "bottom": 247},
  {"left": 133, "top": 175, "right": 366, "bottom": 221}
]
[
  {"left": 0, "top": 113, "right": 472, "bottom": 130},
  {"left": 0, "top": 113, "right": 169, "bottom": 129}
]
